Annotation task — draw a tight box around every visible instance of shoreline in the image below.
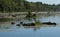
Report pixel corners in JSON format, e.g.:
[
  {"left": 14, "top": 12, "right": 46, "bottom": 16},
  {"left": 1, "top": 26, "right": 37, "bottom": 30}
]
[
  {"left": 0, "top": 12, "right": 60, "bottom": 18},
  {"left": 0, "top": 12, "right": 60, "bottom": 15}
]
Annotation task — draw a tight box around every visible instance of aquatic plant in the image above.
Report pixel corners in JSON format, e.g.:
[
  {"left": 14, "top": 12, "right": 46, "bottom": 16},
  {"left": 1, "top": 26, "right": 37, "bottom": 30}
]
[{"left": 35, "top": 21, "right": 42, "bottom": 26}]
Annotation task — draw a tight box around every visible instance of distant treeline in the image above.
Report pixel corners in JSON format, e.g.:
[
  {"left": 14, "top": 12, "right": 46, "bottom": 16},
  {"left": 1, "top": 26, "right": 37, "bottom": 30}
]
[{"left": 0, "top": 0, "right": 60, "bottom": 12}]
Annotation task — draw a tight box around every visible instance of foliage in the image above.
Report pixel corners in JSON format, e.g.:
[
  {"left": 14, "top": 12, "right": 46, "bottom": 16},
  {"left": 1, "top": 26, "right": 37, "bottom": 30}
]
[{"left": 0, "top": 0, "right": 60, "bottom": 12}]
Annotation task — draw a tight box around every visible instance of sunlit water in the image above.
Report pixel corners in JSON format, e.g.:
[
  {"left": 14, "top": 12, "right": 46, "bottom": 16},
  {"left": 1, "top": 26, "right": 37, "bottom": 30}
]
[{"left": 0, "top": 14, "right": 60, "bottom": 37}]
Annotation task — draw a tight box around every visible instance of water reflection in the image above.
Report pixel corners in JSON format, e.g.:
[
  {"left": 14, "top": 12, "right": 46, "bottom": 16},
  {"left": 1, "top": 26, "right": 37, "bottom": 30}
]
[
  {"left": 0, "top": 14, "right": 60, "bottom": 37},
  {"left": 0, "top": 13, "right": 59, "bottom": 31},
  {"left": 0, "top": 22, "right": 56, "bottom": 32}
]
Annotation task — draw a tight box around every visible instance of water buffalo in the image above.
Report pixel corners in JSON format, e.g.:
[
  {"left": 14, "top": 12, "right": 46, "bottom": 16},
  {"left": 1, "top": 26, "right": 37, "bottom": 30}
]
[
  {"left": 42, "top": 22, "right": 56, "bottom": 25},
  {"left": 16, "top": 24, "right": 20, "bottom": 26},
  {"left": 22, "top": 23, "right": 35, "bottom": 26},
  {"left": 20, "top": 22, "right": 23, "bottom": 24},
  {"left": 11, "top": 22, "right": 15, "bottom": 24}
]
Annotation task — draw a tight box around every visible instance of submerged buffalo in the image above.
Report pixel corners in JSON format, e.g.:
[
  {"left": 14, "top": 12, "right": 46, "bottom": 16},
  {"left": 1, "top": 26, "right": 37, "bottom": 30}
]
[
  {"left": 16, "top": 22, "right": 35, "bottom": 26},
  {"left": 11, "top": 22, "right": 15, "bottom": 24},
  {"left": 42, "top": 22, "right": 56, "bottom": 25},
  {"left": 16, "top": 24, "right": 20, "bottom": 26},
  {"left": 23, "top": 23, "right": 35, "bottom": 26}
]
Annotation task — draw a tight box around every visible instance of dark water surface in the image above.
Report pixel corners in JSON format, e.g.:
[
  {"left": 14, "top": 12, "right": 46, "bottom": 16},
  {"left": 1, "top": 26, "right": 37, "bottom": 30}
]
[{"left": 0, "top": 14, "right": 60, "bottom": 37}]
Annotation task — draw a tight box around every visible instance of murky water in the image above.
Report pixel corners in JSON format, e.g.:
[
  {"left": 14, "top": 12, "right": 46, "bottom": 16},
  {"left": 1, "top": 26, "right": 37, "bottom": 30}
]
[{"left": 0, "top": 14, "right": 60, "bottom": 37}]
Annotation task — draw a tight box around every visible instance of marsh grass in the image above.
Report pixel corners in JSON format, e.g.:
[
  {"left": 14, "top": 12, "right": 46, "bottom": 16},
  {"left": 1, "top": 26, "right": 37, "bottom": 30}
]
[
  {"left": 35, "top": 21, "right": 42, "bottom": 26},
  {"left": 0, "top": 18, "right": 14, "bottom": 22}
]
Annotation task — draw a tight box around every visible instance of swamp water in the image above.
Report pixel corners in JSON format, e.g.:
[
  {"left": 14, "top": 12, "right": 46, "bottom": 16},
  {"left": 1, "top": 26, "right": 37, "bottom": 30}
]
[{"left": 0, "top": 13, "right": 60, "bottom": 37}]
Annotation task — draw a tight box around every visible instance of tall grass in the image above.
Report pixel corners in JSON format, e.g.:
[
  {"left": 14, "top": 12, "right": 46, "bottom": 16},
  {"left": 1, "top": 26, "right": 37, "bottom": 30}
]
[{"left": 0, "top": 18, "right": 14, "bottom": 22}]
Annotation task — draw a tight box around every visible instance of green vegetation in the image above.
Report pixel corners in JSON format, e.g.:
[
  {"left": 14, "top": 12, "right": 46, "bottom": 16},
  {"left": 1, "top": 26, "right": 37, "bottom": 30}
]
[
  {"left": 35, "top": 21, "right": 42, "bottom": 25},
  {"left": 26, "top": 11, "right": 37, "bottom": 21},
  {"left": 26, "top": 12, "right": 42, "bottom": 26},
  {"left": 0, "top": 18, "right": 14, "bottom": 22},
  {"left": 0, "top": 0, "right": 60, "bottom": 12}
]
